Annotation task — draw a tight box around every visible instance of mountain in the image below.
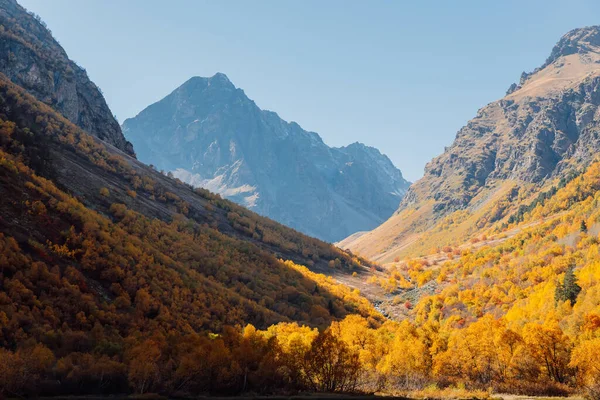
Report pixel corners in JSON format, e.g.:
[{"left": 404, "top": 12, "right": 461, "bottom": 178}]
[
  {"left": 0, "top": 0, "right": 134, "bottom": 155},
  {"left": 0, "top": 59, "right": 378, "bottom": 333},
  {"left": 341, "top": 26, "right": 600, "bottom": 261},
  {"left": 0, "top": 70, "right": 386, "bottom": 395},
  {"left": 0, "top": 2, "right": 387, "bottom": 394},
  {"left": 4, "top": 4, "right": 600, "bottom": 397},
  {"left": 122, "top": 74, "right": 409, "bottom": 242}
]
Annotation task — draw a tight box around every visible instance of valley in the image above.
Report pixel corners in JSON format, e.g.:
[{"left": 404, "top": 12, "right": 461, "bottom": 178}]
[{"left": 2, "top": 0, "right": 600, "bottom": 398}]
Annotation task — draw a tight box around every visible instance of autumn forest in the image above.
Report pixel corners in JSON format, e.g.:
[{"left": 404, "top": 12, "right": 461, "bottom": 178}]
[{"left": 4, "top": 1, "right": 600, "bottom": 399}]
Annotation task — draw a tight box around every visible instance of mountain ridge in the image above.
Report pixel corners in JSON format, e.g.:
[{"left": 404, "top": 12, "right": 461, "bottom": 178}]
[
  {"left": 0, "top": 0, "right": 135, "bottom": 155},
  {"left": 342, "top": 25, "right": 600, "bottom": 261}
]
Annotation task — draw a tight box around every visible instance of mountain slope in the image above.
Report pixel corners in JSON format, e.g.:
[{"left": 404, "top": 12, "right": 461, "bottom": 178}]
[
  {"left": 0, "top": 4, "right": 387, "bottom": 394},
  {"left": 0, "top": 0, "right": 134, "bottom": 155},
  {"left": 0, "top": 0, "right": 385, "bottom": 367},
  {"left": 4, "top": 6, "right": 600, "bottom": 397},
  {"left": 342, "top": 26, "right": 600, "bottom": 262},
  {"left": 0, "top": 71, "right": 380, "bottom": 327},
  {"left": 122, "top": 74, "right": 409, "bottom": 242},
  {"left": 0, "top": 70, "right": 388, "bottom": 395}
]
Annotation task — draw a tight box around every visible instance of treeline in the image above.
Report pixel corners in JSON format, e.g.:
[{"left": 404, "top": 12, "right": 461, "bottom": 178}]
[
  {"left": 505, "top": 169, "right": 580, "bottom": 226},
  {"left": 3, "top": 312, "right": 600, "bottom": 397},
  {"left": 0, "top": 321, "right": 360, "bottom": 396}
]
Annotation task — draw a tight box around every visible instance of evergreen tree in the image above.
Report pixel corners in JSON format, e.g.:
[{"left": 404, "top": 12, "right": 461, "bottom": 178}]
[
  {"left": 555, "top": 266, "right": 582, "bottom": 305},
  {"left": 581, "top": 220, "right": 588, "bottom": 233}
]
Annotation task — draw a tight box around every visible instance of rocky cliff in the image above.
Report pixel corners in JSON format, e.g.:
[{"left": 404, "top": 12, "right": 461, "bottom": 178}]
[
  {"left": 403, "top": 26, "right": 600, "bottom": 214},
  {"left": 0, "top": 0, "right": 134, "bottom": 155},
  {"left": 342, "top": 26, "right": 600, "bottom": 261},
  {"left": 122, "top": 74, "right": 410, "bottom": 242}
]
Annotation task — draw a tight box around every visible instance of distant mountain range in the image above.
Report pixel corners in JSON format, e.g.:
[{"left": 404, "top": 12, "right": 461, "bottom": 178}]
[{"left": 122, "top": 74, "right": 410, "bottom": 242}]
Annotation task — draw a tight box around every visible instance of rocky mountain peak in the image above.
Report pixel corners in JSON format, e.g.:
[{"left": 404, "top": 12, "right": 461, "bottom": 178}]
[
  {"left": 545, "top": 26, "right": 600, "bottom": 65},
  {"left": 344, "top": 26, "right": 600, "bottom": 261},
  {"left": 176, "top": 74, "right": 237, "bottom": 100},
  {"left": 339, "top": 142, "right": 408, "bottom": 185},
  {"left": 183, "top": 73, "right": 235, "bottom": 91},
  {"left": 123, "top": 76, "right": 410, "bottom": 242},
  {"left": 344, "top": 142, "right": 386, "bottom": 157},
  {"left": 512, "top": 26, "right": 600, "bottom": 91},
  {"left": 209, "top": 72, "right": 234, "bottom": 85},
  {"left": 344, "top": 141, "right": 372, "bottom": 151}
]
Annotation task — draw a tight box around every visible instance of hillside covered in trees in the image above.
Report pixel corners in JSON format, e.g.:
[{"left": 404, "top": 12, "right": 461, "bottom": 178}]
[
  {"left": 347, "top": 158, "right": 600, "bottom": 398},
  {"left": 5, "top": 1, "right": 600, "bottom": 399},
  {"left": 2, "top": 59, "right": 600, "bottom": 399},
  {"left": 0, "top": 35, "right": 382, "bottom": 398}
]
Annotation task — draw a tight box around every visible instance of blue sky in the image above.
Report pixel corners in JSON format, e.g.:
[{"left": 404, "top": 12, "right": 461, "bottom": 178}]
[{"left": 19, "top": 0, "right": 600, "bottom": 181}]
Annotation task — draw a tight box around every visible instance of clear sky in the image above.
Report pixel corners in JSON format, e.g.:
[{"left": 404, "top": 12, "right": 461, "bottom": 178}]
[{"left": 18, "top": 0, "right": 600, "bottom": 181}]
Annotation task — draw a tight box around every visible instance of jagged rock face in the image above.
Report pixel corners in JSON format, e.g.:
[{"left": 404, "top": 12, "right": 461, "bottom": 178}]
[
  {"left": 341, "top": 26, "right": 600, "bottom": 260},
  {"left": 0, "top": 0, "right": 134, "bottom": 156},
  {"left": 400, "top": 26, "right": 600, "bottom": 216},
  {"left": 122, "top": 74, "right": 409, "bottom": 242}
]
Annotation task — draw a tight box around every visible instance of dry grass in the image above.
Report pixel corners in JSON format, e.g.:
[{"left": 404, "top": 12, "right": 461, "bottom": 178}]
[
  {"left": 345, "top": 180, "right": 521, "bottom": 264},
  {"left": 509, "top": 53, "right": 600, "bottom": 100}
]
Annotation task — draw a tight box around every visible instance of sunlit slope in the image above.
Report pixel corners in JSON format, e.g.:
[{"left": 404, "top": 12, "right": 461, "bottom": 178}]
[
  {"left": 378, "top": 158, "right": 600, "bottom": 324},
  {"left": 343, "top": 26, "right": 600, "bottom": 262}
]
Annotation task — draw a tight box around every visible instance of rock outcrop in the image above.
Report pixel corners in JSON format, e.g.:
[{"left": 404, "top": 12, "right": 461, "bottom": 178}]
[
  {"left": 401, "top": 26, "right": 600, "bottom": 215},
  {"left": 342, "top": 26, "right": 600, "bottom": 260},
  {"left": 0, "top": 0, "right": 134, "bottom": 155}
]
